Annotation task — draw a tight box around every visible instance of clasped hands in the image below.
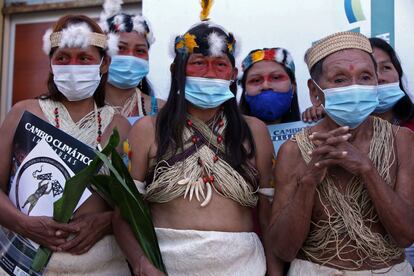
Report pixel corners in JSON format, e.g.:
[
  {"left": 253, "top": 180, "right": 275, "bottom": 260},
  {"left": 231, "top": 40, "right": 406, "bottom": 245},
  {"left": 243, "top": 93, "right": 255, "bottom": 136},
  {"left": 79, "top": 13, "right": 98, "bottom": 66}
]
[
  {"left": 303, "top": 126, "right": 373, "bottom": 185},
  {"left": 22, "top": 211, "right": 112, "bottom": 255}
]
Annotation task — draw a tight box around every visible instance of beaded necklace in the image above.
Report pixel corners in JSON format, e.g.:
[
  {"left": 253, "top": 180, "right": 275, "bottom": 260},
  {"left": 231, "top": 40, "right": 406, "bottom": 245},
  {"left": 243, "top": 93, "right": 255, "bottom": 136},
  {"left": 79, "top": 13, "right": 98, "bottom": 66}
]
[
  {"left": 183, "top": 111, "right": 224, "bottom": 205},
  {"left": 53, "top": 106, "right": 103, "bottom": 144}
]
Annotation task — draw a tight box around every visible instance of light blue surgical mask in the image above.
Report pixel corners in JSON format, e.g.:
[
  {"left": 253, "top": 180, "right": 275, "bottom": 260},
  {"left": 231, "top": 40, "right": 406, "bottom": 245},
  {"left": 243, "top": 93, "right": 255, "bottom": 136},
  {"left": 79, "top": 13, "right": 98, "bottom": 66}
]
[
  {"left": 313, "top": 81, "right": 379, "bottom": 129},
  {"left": 374, "top": 82, "right": 405, "bottom": 114},
  {"left": 108, "top": 55, "right": 149, "bottom": 89},
  {"left": 184, "top": 77, "right": 235, "bottom": 109}
]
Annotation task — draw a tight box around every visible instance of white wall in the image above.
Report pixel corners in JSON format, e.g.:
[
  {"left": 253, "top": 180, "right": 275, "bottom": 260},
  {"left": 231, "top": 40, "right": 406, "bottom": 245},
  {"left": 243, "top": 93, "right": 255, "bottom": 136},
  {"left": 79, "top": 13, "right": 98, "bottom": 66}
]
[
  {"left": 395, "top": 1, "right": 414, "bottom": 97},
  {"left": 144, "top": 0, "right": 414, "bottom": 111}
]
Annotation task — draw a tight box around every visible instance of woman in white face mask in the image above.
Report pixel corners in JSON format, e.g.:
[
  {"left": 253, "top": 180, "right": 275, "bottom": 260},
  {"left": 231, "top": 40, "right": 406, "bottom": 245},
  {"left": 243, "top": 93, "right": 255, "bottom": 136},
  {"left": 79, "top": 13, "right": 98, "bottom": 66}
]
[
  {"left": 99, "top": 0, "right": 164, "bottom": 123},
  {"left": 0, "top": 15, "right": 131, "bottom": 274}
]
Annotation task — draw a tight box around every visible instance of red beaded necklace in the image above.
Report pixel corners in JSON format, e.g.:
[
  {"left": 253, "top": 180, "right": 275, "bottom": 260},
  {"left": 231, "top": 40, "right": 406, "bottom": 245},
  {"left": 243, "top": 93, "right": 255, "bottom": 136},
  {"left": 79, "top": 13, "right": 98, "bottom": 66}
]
[
  {"left": 54, "top": 107, "right": 103, "bottom": 144},
  {"left": 186, "top": 112, "right": 225, "bottom": 187}
]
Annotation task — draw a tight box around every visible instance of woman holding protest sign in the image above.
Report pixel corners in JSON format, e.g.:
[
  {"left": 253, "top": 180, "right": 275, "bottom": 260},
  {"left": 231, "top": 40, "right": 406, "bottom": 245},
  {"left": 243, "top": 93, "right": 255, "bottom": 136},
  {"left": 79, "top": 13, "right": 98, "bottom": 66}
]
[{"left": 0, "top": 14, "right": 130, "bottom": 274}]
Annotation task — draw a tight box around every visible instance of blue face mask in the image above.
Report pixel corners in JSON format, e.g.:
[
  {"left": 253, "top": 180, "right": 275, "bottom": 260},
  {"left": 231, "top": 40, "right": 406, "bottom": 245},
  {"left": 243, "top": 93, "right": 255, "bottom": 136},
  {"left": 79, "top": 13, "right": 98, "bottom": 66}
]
[
  {"left": 108, "top": 55, "right": 149, "bottom": 89},
  {"left": 184, "top": 77, "right": 235, "bottom": 109},
  {"left": 245, "top": 89, "right": 293, "bottom": 122},
  {"left": 374, "top": 82, "right": 405, "bottom": 114},
  {"left": 314, "top": 82, "right": 379, "bottom": 129}
]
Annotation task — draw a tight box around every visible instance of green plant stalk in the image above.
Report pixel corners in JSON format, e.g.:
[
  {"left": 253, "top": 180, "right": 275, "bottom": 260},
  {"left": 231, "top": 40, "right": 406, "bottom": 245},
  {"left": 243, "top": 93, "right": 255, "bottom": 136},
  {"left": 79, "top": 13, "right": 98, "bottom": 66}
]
[
  {"left": 111, "top": 150, "right": 165, "bottom": 270},
  {"left": 93, "top": 149, "right": 166, "bottom": 272},
  {"left": 31, "top": 130, "right": 120, "bottom": 272}
]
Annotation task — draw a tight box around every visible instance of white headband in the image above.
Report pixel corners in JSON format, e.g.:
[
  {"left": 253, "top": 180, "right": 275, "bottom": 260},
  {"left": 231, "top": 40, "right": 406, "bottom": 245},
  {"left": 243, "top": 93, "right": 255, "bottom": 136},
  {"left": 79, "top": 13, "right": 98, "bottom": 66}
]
[{"left": 42, "top": 22, "right": 108, "bottom": 55}]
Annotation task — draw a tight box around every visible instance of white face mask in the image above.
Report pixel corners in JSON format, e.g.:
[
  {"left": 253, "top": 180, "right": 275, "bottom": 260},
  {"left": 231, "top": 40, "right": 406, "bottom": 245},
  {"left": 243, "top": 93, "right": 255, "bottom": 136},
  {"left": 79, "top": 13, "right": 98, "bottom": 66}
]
[{"left": 52, "top": 61, "right": 102, "bottom": 101}]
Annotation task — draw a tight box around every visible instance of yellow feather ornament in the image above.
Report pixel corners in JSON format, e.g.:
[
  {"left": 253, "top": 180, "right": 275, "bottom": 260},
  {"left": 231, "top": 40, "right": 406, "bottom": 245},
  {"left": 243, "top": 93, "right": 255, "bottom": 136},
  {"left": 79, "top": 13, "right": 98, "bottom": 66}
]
[
  {"left": 184, "top": 33, "right": 199, "bottom": 53},
  {"left": 200, "top": 0, "right": 214, "bottom": 21}
]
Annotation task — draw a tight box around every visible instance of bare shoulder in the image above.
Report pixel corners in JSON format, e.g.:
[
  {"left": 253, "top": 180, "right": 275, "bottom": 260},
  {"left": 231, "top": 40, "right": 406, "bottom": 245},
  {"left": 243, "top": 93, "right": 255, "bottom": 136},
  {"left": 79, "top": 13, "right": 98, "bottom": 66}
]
[
  {"left": 131, "top": 115, "right": 155, "bottom": 133},
  {"left": 394, "top": 125, "right": 414, "bottom": 158},
  {"left": 108, "top": 113, "right": 131, "bottom": 141},
  {"left": 111, "top": 114, "right": 131, "bottom": 131},
  {"left": 276, "top": 138, "right": 302, "bottom": 165},
  {"left": 395, "top": 125, "right": 414, "bottom": 142},
  {"left": 128, "top": 115, "right": 157, "bottom": 171},
  {"left": 274, "top": 138, "right": 306, "bottom": 184},
  {"left": 243, "top": 115, "right": 271, "bottom": 145},
  {"left": 244, "top": 115, "right": 273, "bottom": 152},
  {"left": 2, "top": 99, "right": 42, "bottom": 129},
  {"left": 129, "top": 115, "right": 156, "bottom": 143},
  {"left": 243, "top": 115, "right": 269, "bottom": 138},
  {"left": 10, "top": 99, "right": 41, "bottom": 115}
]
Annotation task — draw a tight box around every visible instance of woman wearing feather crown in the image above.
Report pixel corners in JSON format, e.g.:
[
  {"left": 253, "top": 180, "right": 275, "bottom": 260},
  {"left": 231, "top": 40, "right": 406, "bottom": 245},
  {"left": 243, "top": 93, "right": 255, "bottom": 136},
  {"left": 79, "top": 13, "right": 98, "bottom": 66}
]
[{"left": 112, "top": 1, "right": 273, "bottom": 275}]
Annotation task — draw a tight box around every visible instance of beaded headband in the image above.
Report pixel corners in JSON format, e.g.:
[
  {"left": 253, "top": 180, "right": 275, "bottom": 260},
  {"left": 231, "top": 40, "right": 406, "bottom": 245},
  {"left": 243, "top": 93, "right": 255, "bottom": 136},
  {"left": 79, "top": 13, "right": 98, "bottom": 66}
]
[
  {"left": 242, "top": 47, "right": 295, "bottom": 73},
  {"left": 305, "top": 31, "right": 372, "bottom": 70},
  {"left": 42, "top": 22, "right": 107, "bottom": 55},
  {"left": 50, "top": 32, "right": 107, "bottom": 49}
]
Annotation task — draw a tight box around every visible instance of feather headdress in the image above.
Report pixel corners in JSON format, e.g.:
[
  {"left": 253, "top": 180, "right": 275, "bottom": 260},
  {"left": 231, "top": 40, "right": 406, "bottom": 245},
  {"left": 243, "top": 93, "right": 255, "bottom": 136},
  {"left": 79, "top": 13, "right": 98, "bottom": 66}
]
[
  {"left": 99, "top": 0, "right": 155, "bottom": 55},
  {"left": 99, "top": 0, "right": 123, "bottom": 32},
  {"left": 173, "top": 1, "right": 239, "bottom": 59},
  {"left": 42, "top": 23, "right": 107, "bottom": 55},
  {"left": 200, "top": 0, "right": 214, "bottom": 21},
  {"left": 242, "top": 48, "right": 296, "bottom": 73}
]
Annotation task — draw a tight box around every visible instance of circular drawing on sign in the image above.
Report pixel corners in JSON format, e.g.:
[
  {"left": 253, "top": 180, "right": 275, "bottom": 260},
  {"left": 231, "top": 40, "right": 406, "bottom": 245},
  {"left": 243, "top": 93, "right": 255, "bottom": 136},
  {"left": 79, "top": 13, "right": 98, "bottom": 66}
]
[{"left": 15, "top": 157, "right": 71, "bottom": 215}]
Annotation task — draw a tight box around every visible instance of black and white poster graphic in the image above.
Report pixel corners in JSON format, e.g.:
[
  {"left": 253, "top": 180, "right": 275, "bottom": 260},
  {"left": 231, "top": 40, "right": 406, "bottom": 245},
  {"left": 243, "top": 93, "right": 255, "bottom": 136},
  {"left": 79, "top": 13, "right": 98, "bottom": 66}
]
[{"left": 0, "top": 111, "right": 97, "bottom": 275}]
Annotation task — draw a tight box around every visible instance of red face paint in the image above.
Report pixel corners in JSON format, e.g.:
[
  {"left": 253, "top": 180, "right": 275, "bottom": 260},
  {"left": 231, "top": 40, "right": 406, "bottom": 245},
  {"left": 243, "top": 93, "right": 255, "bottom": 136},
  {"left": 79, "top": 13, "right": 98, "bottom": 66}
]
[{"left": 267, "top": 74, "right": 289, "bottom": 82}]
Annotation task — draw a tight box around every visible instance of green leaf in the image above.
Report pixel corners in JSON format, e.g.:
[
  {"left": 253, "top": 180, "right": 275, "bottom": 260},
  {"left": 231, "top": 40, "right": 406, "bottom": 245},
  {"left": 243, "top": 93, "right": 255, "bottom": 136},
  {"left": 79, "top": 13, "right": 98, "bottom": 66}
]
[
  {"left": 111, "top": 150, "right": 165, "bottom": 272},
  {"left": 31, "top": 246, "right": 52, "bottom": 272},
  {"left": 91, "top": 148, "right": 166, "bottom": 272},
  {"left": 32, "top": 129, "right": 166, "bottom": 273},
  {"left": 90, "top": 175, "right": 114, "bottom": 207},
  {"left": 105, "top": 168, "right": 166, "bottom": 272},
  {"left": 54, "top": 129, "right": 119, "bottom": 223},
  {"left": 31, "top": 130, "right": 120, "bottom": 272}
]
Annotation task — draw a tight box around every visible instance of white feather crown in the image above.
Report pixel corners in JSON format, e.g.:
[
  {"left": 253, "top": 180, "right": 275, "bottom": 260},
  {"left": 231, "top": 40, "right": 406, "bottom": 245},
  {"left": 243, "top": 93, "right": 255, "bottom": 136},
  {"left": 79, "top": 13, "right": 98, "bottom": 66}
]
[
  {"left": 99, "top": 0, "right": 155, "bottom": 55},
  {"left": 42, "top": 23, "right": 110, "bottom": 55}
]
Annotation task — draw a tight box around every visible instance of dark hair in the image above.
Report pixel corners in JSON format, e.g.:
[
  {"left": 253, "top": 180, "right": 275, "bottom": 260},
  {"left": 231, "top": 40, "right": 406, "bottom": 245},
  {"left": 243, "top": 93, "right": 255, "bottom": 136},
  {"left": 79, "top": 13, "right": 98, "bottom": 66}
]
[
  {"left": 43, "top": 15, "right": 108, "bottom": 107},
  {"left": 239, "top": 65, "right": 300, "bottom": 123},
  {"left": 107, "top": 13, "right": 151, "bottom": 45},
  {"left": 155, "top": 23, "right": 256, "bottom": 181},
  {"left": 369, "top": 37, "right": 414, "bottom": 122},
  {"left": 137, "top": 78, "right": 152, "bottom": 96}
]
